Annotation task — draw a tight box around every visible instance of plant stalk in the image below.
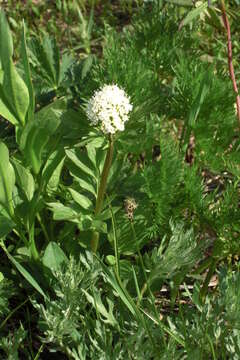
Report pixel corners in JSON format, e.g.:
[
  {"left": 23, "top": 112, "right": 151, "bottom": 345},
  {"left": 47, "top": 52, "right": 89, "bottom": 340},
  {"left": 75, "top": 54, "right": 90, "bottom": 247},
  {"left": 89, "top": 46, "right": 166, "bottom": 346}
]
[
  {"left": 29, "top": 223, "right": 39, "bottom": 261},
  {"left": 91, "top": 135, "right": 114, "bottom": 252},
  {"left": 220, "top": 0, "right": 240, "bottom": 129}
]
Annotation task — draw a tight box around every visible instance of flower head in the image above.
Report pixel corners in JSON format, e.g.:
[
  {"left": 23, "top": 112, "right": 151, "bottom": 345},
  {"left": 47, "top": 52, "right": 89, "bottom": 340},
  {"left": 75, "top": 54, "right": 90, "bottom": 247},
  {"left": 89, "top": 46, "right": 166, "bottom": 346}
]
[{"left": 86, "top": 84, "right": 133, "bottom": 134}]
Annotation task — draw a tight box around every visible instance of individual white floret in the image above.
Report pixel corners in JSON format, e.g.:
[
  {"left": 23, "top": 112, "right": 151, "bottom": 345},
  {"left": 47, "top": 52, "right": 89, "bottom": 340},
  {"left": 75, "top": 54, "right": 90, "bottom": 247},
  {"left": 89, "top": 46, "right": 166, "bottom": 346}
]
[{"left": 86, "top": 84, "right": 133, "bottom": 134}]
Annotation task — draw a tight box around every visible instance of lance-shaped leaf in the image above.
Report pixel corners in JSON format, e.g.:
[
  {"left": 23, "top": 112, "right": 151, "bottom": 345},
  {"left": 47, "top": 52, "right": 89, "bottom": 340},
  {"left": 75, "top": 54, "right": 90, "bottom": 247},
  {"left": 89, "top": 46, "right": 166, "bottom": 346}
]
[
  {"left": 20, "top": 21, "right": 35, "bottom": 122},
  {"left": 69, "top": 188, "right": 92, "bottom": 210},
  {"left": 0, "top": 142, "right": 15, "bottom": 216},
  {"left": 42, "top": 149, "right": 65, "bottom": 193}
]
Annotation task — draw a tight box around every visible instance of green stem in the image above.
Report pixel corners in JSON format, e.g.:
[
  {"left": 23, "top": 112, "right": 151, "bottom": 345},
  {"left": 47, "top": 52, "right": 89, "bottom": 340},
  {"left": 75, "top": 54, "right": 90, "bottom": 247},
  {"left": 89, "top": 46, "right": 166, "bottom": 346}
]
[
  {"left": 29, "top": 223, "right": 39, "bottom": 261},
  {"left": 91, "top": 136, "right": 114, "bottom": 253},
  {"left": 37, "top": 213, "right": 50, "bottom": 243},
  {"left": 0, "top": 298, "right": 29, "bottom": 330},
  {"left": 200, "top": 258, "right": 218, "bottom": 303},
  {"left": 108, "top": 195, "right": 120, "bottom": 278}
]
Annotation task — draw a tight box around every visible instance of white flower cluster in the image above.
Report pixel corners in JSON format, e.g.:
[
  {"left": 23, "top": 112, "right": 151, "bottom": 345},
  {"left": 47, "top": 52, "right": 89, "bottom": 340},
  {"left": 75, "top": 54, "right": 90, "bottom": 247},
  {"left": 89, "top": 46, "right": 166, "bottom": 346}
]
[{"left": 86, "top": 84, "right": 133, "bottom": 134}]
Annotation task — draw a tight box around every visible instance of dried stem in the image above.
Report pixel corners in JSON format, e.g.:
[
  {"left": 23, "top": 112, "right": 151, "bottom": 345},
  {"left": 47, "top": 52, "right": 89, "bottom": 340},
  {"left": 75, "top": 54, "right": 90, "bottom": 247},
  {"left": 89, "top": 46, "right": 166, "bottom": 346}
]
[{"left": 220, "top": 0, "right": 240, "bottom": 128}]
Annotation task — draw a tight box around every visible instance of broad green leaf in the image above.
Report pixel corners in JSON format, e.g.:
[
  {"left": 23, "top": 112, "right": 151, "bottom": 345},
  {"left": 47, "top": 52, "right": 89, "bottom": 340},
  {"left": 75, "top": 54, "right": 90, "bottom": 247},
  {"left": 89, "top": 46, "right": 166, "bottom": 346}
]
[
  {"left": 69, "top": 188, "right": 92, "bottom": 210},
  {"left": 11, "top": 159, "right": 35, "bottom": 201},
  {"left": 20, "top": 100, "right": 65, "bottom": 174},
  {"left": 0, "top": 92, "right": 19, "bottom": 125},
  {"left": 42, "top": 241, "right": 68, "bottom": 271},
  {"left": 0, "top": 11, "right": 29, "bottom": 126},
  {"left": 0, "top": 216, "right": 14, "bottom": 238},
  {"left": 0, "top": 70, "right": 19, "bottom": 125},
  {"left": 0, "top": 142, "right": 15, "bottom": 216},
  {"left": 2, "top": 61, "right": 29, "bottom": 125}
]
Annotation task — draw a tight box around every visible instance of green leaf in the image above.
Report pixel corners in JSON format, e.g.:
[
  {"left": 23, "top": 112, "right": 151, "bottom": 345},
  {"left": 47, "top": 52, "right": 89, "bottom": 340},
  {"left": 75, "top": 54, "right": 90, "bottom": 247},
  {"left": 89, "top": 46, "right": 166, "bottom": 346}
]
[
  {"left": 0, "top": 70, "right": 19, "bottom": 126},
  {"left": 0, "top": 142, "right": 15, "bottom": 216},
  {"left": 41, "top": 35, "right": 60, "bottom": 87},
  {"left": 83, "top": 289, "right": 117, "bottom": 327},
  {"left": 1, "top": 245, "right": 46, "bottom": 298},
  {"left": 165, "top": 0, "right": 193, "bottom": 5},
  {"left": 92, "top": 220, "right": 107, "bottom": 233},
  {"left": 0, "top": 11, "right": 29, "bottom": 126},
  {"left": 28, "top": 34, "right": 60, "bottom": 88},
  {"left": 0, "top": 10, "right": 13, "bottom": 61},
  {"left": 179, "top": 2, "right": 208, "bottom": 29},
  {"left": 97, "top": 258, "right": 137, "bottom": 317},
  {"left": 81, "top": 55, "right": 93, "bottom": 80},
  {"left": 69, "top": 188, "right": 92, "bottom": 210},
  {"left": 42, "top": 241, "right": 68, "bottom": 271},
  {"left": 48, "top": 202, "right": 78, "bottom": 221},
  {"left": 20, "top": 22, "right": 35, "bottom": 122},
  {"left": 189, "top": 70, "right": 212, "bottom": 127},
  {"left": 20, "top": 100, "right": 65, "bottom": 174},
  {"left": 0, "top": 216, "right": 14, "bottom": 238},
  {"left": 76, "top": 176, "right": 97, "bottom": 197},
  {"left": 65, "top": 148, "right": 97, "bottom": 179},
  {"left": 42, "top": 150, "right": 65, "bottom": 193},
  {"left": 11, "top": 159, "right": 35, "bottom": 201}
]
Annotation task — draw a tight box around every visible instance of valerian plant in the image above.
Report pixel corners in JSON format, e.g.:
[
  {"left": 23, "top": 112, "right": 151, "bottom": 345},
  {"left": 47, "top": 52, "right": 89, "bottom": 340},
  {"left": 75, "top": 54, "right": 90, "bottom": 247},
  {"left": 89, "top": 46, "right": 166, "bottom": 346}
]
[{"left": 0, "top": 1, "right": 240, "bottom": 358}]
